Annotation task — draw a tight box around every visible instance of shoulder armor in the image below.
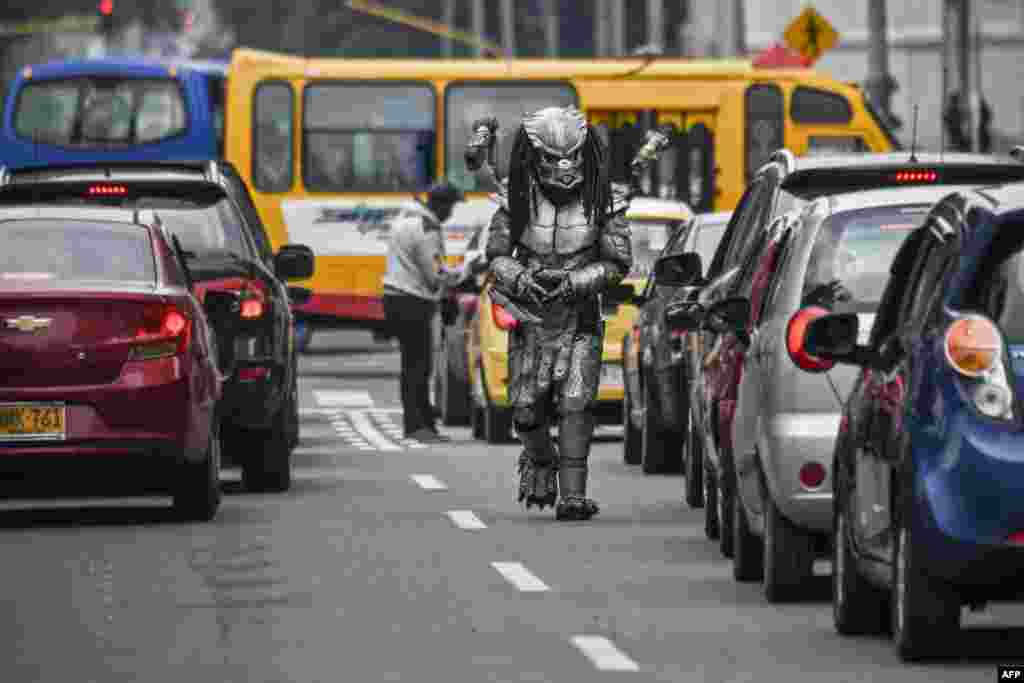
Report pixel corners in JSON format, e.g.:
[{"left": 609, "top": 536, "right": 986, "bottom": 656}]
[
  {"left": 489, "top": 179, "right": 510, "bottom": 211},
  {"left": 610, "top": 183, "right": 632, "bottom": 214}
]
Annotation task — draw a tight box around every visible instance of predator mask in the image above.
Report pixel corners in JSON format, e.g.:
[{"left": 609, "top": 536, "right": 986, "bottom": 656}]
[{"left": 523, "top": 107, "right": 588, "bottom": 192}]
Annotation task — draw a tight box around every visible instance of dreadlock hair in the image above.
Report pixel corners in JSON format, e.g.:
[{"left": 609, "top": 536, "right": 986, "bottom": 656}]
[{"left": 506, "top": 123, "right": 613, "bottom": 247}]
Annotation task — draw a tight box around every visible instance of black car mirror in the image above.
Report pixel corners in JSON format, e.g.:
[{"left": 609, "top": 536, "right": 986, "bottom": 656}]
[
  {"left": 705, "top": 296, "right": 750, "bottom": 334},
  {"left": 653, "top": 252, "right": 703, "bottom": 287},
  {"left": 665, "top": 300, "right": 705, "bottom": 331},
  {"left": 202, "top": 289, "right": 241, "bottom": 324},
  {"left": 804, "top": 312, "right": 863, "bottom": 363},
  {"left": 275, "top": 244, "right": 315, "bottom": 281},
  {"left": 287, "top": 286, "right": 312, "bottom": 307}
]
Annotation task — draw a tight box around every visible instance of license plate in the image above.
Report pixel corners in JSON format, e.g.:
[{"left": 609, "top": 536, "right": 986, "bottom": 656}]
[
  {"left": 600, "top": 364, "right": 623, "bottom": 386},
  {"left": 0, "top": 403, "right": 66, "bottom": 442}
]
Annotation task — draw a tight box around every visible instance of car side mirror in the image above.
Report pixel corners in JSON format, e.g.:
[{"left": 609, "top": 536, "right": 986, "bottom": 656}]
[
  {"left": 275, "top": 244, "right": 315, "bottom": 281},
  {"left": 804, "top": 312, "right": 865, "bottom": 364},
  {"left": 705, "top": 296, "right": 750, "bottom": 334},
  {"left": 665, "top": 300, "right": 705, "bottom": 331},
  {"left": 653, "top": 252, "right": 703, "bottom": 287},
  {"left": 287, "top": 286, "right": 312, "bottom": 307}
]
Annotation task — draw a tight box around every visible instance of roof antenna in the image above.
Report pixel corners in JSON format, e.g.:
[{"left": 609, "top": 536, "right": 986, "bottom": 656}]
[{"left": 908, "top": 104, "right": 920, "bottom": 164}]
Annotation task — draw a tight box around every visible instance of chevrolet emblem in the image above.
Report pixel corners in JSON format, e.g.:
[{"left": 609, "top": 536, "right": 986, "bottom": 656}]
[{"left": 4, "top": 315, "right": 52, "bottom": 333}]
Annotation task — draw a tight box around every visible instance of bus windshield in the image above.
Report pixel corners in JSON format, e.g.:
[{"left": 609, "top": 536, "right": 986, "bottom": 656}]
[{"left": 14, "top": 77, "right": 187, "bottom": 147}]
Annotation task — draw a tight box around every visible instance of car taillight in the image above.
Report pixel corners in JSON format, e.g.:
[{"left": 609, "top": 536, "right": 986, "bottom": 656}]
[
  {"left": 199, "top": 279, "right": 267, "bottom": 319},
  {"left": 1007, "top": 531, "right": 1024, "bottom": 546},
  {"left": 240, "top": 296, "right": 265, "bottom": 319},
  {"left": 944, "top": 315, "right": 1001, "bottom": 377},
  {"left": 799, "top": 462, "right": 827, "bottom": 490},
  {"left": 130, "top": 304, "right": 192, "bottom": 360},
  {"left": 786, "top": 306, "right": 835, "bottom": 372},
  {"left": 492, "top": 302, "right": 518, "bottom": 331}
]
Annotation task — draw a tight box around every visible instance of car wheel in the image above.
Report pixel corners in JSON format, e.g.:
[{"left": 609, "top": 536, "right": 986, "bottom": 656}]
[
  {"left": 763, "top": 494, "right": 814, "bottom": 603},
  {"left": 892, "top": 514, "right": 960, "bottom": 661},
  {"left": 438, "top": 321, "right": 472, "bottom": 426},
  {"left": 704, "top": 460, "right": 719, "bottom": 540},
  {"left": 717, "top": 460, "right": 735, "bottom": 559},
  {"left": 684, "top": 406, "right": 704, "bottom": 508},
  {"left": 641, "top": 378, "right": 683, "bottom": 474},
  {"left": 173, "top": 421, "right": 221, "bottom": 522},
  {"left": 834, "top": 495, "right": 890, "bottom": 635},
  {"left": 732, "top": 477, "right": 764, "bottom": 582},
  {"left": 622, "top": 376, "right": 641, "bottom": 465},
  {"left": 241, "top": 396, "right": 293, "bottom": 493}
]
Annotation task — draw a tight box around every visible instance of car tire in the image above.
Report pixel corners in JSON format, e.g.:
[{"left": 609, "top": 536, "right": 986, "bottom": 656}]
[
  {"left": 892, "top": 512, "right": 960, "bottom": 661},
  {"left": 641, "top": 378, "right": 683, "bottom": 474},
  {"left": 241, "top": 396, "right": 293, "bottom": 493},
  {"left": 834, "top": 494, "right": 890, "bottom": 636},
  {"left": 622, "top": 376, "right": 641, "bottom": 465},
  {"left": 174, "top": 422, "right": 221, "bottom": 522},
  {"left": 437, "top": 319, "right": 472, "bottom": 426},
  {"left": 732, "top": 479, "right": 764, "bottom": 582},
  {"left": 684, "top": 406, "right": 704, "bottom": 508},
  {"left": 704, "top": 460, "right": 720, "bottom": 540},
  {"left": 717, "top": 459, "right": 735, "bottom": 559},
  {"left": 763, "top": 494, "right": 814, "bottom": 603}
]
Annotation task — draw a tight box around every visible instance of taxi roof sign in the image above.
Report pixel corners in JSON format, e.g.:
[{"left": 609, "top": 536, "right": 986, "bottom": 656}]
[{"left": 783, "top": 6, "right": 839, "bottom": 64}]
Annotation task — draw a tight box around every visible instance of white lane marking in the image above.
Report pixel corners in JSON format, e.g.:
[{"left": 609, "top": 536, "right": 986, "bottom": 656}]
[
  {"left": 490, "top": 562, "right": 550, "bottom": 592},
  {"left": 447, "top": 510, "right": 487, "bottom": 530},
  {"left": 299, "top": 408, "right": 334, "bottom": 418},
  {"left": 410, "top": 474, "right": 447, "bottom": 490},
  {"left": 347, "top": 410, "right": 401, "bottom": 451},
  {"left": 570, "top": 636, "right": 640, "bottom": 672},
  {"left": 314, "top": 390, "right": 375, "bottom": 408}
]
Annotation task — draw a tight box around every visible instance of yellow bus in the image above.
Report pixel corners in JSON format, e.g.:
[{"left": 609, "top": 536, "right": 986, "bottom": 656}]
[{"left": 224, "top": 48, "right": 899, "bottom": 335}]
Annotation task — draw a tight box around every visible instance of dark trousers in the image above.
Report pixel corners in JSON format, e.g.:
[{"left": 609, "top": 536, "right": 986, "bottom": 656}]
[{"left": 383, "top": 293, "right": 436, "bottom": 435}]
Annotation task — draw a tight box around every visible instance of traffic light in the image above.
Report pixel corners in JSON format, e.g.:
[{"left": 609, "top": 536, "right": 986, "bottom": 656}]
[{"left": 98, "top": 0, "right": 115, "bottom": 40}]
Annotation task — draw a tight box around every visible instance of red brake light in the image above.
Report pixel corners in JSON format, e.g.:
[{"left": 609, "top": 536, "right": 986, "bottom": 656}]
[
  {"left": 131, "top": 304, "right": 191, "bottom": 360},
  {"left": 798, "top": 462, "right": 827, "bottom": 489},
  {"left": 786, "top": 306, "right": 835, "bottom": 372},
  {"left": 893, "top": 171, "right": 938, "bottom": 183},
  {"left": 87, "top": 184, "right": 127, "bottom": 195},
  {"left": 492, "top": 302, "right": 518, "bottom": 331},
  {"left": 1007, "top": 531, "right": 1024, "bottom": 546},
  {"left": 240, "top": 298, "right": 264, "bottom": 319},
  {"left": 195, "top": 278, "right": 267, "bottom": 319}
]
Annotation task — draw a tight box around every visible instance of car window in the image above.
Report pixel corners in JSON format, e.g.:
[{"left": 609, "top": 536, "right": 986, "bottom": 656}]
[
  {"left": 968, "top": 221, "right": 1024, "bottom": 343},
  {"left": 803, "top": 204, "right": 929, "bottom": 311},
  {"left": 222, "top": 167, "right": 274, "bottom": 263},
  {"left": 870, "top": 228, "right": 929, "bottom": 347},
  {"left": 628, "top": 220, "right": 673, "bottom": 281},
  {"left": 761, "top": 229, "right": 795, "bottom": 319},
  {"left": 686, "top": 216, "right": 729, "bottom": 274},
  {"left": 709, "top": 181, "right": 763, "bottom": 278},
  {"left": 127, "top": 197, "right": 252, "bottom": 258},
  {"left": 0, "top": 219, "right": 155, "bottom": 283}
]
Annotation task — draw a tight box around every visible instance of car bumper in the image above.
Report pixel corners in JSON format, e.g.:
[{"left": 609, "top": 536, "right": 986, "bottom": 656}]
[
  {"left": 221, "top": 360, "right": 286, "bottom": 430},
  {"left": 758, "top": 412, "right": 838, "bottom": 533},
  {"left": 909, "top": 414, "right": 1024, "bottom": 589}
]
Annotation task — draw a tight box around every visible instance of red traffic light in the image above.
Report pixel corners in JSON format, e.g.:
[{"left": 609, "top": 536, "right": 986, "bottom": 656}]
[{"left": 99, "top": 0, "right": 113, "bottom": 16}]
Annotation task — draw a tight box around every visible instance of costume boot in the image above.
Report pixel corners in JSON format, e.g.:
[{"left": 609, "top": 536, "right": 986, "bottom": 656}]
[
  {"left": 516, "top": 423, "right": 559, "bottom": 509},
  {"left": 555, "top": 411, "right": 599, "bottom": 521}
]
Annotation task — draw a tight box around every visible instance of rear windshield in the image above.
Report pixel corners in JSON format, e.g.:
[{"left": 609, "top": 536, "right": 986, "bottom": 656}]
[
  {"left": 128, "top": 197, "right": 249, "bottom": 257},
  {"left": 14, "top": 77, "right": 187, "bottom": 146},
  {"left": 804, "top": 204, "right": 929, "bottom": 308},
  {"left": 0, "top": 219, "right": 155, "bottom": 283}
]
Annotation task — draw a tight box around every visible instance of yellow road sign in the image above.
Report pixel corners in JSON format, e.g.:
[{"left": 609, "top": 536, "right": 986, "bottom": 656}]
[{"left": 783, "top": 6, "right": 839, "bottom": 63}]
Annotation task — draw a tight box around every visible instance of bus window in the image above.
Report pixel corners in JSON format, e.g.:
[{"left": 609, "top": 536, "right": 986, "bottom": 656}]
[
  {"left": 744, "top": 83, "right": 784, "bottom": 181},
  {"left": 791, "top": 86, "right": 853, "bottom": 125},
  {"left": 252, "top": 81, "right": 293, "bottom": 193},
  {"left": 14, "top": 77, "right": 186, "bottom": 146},
  {"left": 444, "top": 81, "right": 577, "bottom": 192},
  {"left": 303, "top": 83, "right": 435, "bottom": 192}
]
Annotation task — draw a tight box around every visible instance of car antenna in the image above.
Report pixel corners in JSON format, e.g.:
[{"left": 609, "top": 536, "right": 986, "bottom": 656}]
[{"left": 909, "top": 104, "right": 920, "bottom": 164}]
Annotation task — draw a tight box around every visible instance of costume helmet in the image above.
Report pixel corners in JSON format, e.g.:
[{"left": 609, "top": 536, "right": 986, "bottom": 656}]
[{"left": 523, "top": 106, "right": 588, "bottom": 191}]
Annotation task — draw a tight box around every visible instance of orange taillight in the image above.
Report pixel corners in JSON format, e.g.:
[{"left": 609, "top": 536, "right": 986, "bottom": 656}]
[
  {"left": 240, "top": 298, "right": 265, "bottom": 319},
  {"left": 945, "top": 316, "right": 1001, "bottom": 377}
]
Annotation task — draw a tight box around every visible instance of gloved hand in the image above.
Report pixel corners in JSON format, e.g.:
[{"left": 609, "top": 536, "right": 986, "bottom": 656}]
[
  {"left": 533, "top": 269, "right": 573, "bottom": 303},
  {"left": 513, "top": 270, "right": 553, "bottom": 306}
]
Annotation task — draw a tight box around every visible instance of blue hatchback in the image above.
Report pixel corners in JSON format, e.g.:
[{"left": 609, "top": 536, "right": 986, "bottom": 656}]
[{"left": 796, "top": 182, "right": 1024, "bottom": 661}]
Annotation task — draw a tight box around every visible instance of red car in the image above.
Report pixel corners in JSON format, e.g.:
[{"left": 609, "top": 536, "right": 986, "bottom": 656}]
[{"left": 0, "top": 207, "right": 237, "bottom": 521}]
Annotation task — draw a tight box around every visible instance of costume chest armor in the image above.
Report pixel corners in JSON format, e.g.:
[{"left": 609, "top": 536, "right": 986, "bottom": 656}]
[{"left": 518, "top": 196, "right": 597, "bottom": 258}]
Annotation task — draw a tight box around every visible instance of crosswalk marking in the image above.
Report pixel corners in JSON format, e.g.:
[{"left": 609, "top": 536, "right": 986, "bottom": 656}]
[
  {"left": 410, "top": 474, "right": 447, "bottom": 491},
  {"left": 490, "top": 562, "right": 550, "bottom": 592},
  {"left": 446, "top": 510, "right": 487, "bottom": 530},
  {"left": 570, "top": 636, "right": 640, "bottom": 672},
  {"left": 313, "top": 390, "right": 374, "bottom": 408},
  {"left": 347, "top": 410, "right": 402, "bottom": 451}
]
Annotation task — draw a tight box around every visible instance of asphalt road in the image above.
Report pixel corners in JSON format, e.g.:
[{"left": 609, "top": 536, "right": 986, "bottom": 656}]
[{"left": 0, "top": 329, "right": 1021, "bottom": 683}]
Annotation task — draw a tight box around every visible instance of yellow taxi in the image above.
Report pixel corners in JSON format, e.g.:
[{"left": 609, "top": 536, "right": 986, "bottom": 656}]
[{"left": 466, "top": 197, "right": 694, "bottom": 443}]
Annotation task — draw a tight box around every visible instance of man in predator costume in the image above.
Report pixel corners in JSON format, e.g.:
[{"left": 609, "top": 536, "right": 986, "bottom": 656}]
[{"left": 467, "top": 107, "right": 634, "bottom": 521}]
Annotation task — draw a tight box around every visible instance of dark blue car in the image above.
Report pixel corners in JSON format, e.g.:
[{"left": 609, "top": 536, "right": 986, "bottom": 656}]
[{"left": 797, "top": 181, "right": 1024, "bottom": 661}]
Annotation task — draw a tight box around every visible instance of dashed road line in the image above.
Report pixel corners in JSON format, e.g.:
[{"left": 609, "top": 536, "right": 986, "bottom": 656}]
[
  {"left": 570, "top": 636, "right": 640, "bottom": 672},
  {"left": 348, "top": 410, "right": 402, "bottom": 451},
  {"left": 313, "top": 389, "right": 375, "bottom": 408},
  {"left": 490, "top": 562, "right": 550, "bottom": 592},
  {"left": 446, "top": 510, "right": 487, "bottom": 530},
  {"left": 410, "top": 474, "right": 447, "bottom": 491}
]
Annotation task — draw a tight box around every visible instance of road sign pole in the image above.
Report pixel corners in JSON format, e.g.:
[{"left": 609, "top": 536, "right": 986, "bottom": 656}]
[{"left": 866, "top": 0, "right": 896, "bottom": 124}]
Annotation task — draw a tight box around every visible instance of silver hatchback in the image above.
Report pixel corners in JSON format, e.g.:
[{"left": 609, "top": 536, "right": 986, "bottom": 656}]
[{"left": 728, "top": 185, "right": 971, "bottom": 601}]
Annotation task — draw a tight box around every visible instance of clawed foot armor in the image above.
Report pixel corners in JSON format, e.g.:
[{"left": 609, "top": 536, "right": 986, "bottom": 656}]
[
  {"left": 517, "top": 451, "right": 559, "bottom": 509},
  {"left": 555, "top": 496, "right": 600, "bottom": 521}
]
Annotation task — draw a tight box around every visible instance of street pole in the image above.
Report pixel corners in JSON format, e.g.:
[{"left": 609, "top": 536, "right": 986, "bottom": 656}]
[
  {"left": 731, "top": 0, "right": 746, "bottom": 55},
  {"left": 471, "top": 0, "right": 485, "bottom": 57},
  {"left": 647, "top": 0, "right": 664, "bottom": 53},
  {"left": 866, "top": 0, "right": 894, "bottom": 122},
  {"left": 957, "top": 0, "right": 973, "bottom": 150},
  {"left": 442, "top": 0, "right": 455, "bottom": 58},
  {"left": 595, "top": 0, "right": 608, "bottom": 57},
  {"left": 500, "top": 0, "right": 516, "bottom": 57},
  {"left": 542, "top": 0, "right": 559, "bottom": 58},
  {"left": 611, "top": 0, "right": 625, "bottom": 56}
]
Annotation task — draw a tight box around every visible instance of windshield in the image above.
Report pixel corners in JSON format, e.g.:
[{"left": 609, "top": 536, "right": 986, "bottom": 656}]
[
  {"left": 803, "top": 204, "right": 929, "bottom": 308},
  {"left": 0, "top": 219, "right": 155, "bottom": 284},
  {"left": 628, "top": 220, "right": 675, "bottom": 280},
  {"left": 687, "top": 216, "right": 729, "bottom": 272},
  {"left": 14, "top": 77, "right": 187, "bottom": 146}
]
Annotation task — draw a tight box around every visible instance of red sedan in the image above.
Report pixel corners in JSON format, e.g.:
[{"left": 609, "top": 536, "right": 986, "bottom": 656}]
[{"left": 0, "top": 208, "right": 235, "bottom": 521}]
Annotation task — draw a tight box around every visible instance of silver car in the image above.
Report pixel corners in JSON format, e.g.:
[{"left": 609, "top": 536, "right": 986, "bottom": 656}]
[{"left": 729, "top": 185, "right": 969, "bottom": 601}]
